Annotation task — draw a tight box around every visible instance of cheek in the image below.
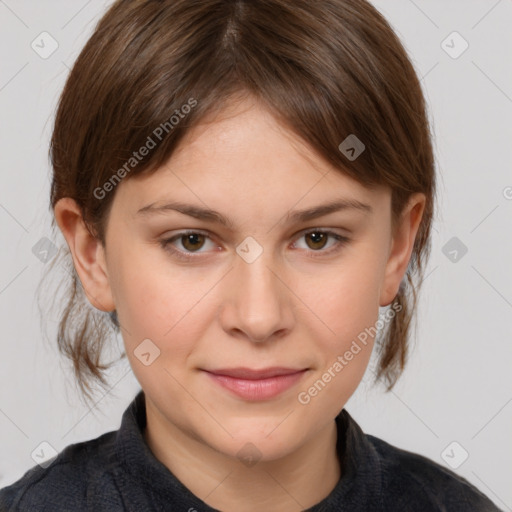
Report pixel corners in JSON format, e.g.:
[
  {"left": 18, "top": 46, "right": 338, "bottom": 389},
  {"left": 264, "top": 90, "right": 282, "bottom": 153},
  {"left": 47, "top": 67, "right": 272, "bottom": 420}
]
[
  {"left": 298, "top": 254, "right": 382, "bottom": 341},
  {"left": 295, "top": 269, "right": 380, "bottom": 412},
  {"left": 112, "top": 251, "right": 218, "bottom": 358},
  {"left": 292, "top": 253, "right": 383, "bottom": 405}
]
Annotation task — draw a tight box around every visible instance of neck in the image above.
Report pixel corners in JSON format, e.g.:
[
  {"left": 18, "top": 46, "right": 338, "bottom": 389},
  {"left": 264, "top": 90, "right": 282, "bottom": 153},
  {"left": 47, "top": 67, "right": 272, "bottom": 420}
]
[{"left": 143, "top": 400, "right": 342, "bottom": 512}]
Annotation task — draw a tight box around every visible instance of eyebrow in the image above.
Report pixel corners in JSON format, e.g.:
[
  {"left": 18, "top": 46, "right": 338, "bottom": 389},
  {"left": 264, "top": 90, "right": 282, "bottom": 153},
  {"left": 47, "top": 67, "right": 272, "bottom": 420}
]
[{"left": 135, "top": 198, "right": 373, "bottom": 228}]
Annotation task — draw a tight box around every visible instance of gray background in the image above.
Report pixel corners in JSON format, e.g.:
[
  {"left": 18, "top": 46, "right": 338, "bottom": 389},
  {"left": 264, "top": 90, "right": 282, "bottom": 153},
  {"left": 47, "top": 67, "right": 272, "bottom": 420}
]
[{"left": 0, "top": 0, "right": 511, "bottom": 509}]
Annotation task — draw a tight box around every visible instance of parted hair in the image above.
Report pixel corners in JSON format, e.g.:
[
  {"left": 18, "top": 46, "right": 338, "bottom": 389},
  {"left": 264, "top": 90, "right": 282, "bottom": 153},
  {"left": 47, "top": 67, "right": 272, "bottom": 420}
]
[{"left": 42, "top": 0, "right": 436, "bottom": 405}]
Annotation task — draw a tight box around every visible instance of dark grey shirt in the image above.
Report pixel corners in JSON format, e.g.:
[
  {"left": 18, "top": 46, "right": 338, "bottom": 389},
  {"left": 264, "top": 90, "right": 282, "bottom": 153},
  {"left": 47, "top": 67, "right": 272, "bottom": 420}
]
[{"left": 0, "top": 390, "right": 502, "bottom": 511}]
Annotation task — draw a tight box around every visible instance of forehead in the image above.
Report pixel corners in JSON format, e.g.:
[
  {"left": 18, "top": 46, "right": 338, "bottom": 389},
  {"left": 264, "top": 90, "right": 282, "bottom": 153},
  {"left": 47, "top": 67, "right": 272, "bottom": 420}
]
[{"left": 114, "top": 97, "right": 390, "bottom": 219}]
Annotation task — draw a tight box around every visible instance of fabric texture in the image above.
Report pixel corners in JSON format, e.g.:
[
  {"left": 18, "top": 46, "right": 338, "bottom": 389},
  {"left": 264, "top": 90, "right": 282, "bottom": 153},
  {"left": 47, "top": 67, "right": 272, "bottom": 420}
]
[{"left": 0, "top": 390, "right": 502, "bottom": 511}]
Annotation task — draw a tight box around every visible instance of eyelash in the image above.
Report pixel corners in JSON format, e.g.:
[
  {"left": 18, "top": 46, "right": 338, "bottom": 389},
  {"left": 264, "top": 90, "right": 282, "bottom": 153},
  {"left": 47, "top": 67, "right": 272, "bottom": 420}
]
[{"left": 159, "top": 229, "right": 350, "bottom": 262}]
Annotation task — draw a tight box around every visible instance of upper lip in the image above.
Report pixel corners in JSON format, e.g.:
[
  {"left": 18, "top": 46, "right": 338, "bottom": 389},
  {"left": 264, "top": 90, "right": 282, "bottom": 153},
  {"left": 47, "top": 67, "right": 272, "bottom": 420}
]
[{"left": 203, "top": 367, "right": 307, "bottom": 380}]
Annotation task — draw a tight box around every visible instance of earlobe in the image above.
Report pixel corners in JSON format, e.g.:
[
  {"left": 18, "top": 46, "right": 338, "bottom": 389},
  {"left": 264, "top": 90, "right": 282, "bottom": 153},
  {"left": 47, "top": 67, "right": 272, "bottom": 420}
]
[
  {"left": 379, "top": 193, "right": 426, "bottom": 307},
  {"left": 53, "top": 197, "right": 115, "bottom": 312}
]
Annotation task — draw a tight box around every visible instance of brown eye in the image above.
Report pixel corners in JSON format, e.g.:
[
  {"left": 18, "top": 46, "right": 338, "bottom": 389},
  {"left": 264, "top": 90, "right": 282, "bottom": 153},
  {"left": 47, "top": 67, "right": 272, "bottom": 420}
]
[
  {"left": 160, "top": 230, "right": 216, "bottom": 259},
  {"left": 293, "top": 229, "right": 350, "bottom": 259},
  {"left": 304, "top": 231, "right": 329, "bottom": 250},
  {"left": 180, "top": 233, "right": 206, "bottom": 252}
]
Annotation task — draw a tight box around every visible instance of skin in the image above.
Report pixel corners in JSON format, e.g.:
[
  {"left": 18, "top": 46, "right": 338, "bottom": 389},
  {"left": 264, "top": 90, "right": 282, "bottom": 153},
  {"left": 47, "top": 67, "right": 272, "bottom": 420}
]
[{"left": 54, "top": 94, "right": 425, "bottom": 512}]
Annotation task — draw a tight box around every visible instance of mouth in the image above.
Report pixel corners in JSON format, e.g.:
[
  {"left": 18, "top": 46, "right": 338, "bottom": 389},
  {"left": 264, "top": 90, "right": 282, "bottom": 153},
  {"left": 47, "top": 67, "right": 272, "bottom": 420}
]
[{"left": 201, "top": 367, "right": 309, "bottom": 401}]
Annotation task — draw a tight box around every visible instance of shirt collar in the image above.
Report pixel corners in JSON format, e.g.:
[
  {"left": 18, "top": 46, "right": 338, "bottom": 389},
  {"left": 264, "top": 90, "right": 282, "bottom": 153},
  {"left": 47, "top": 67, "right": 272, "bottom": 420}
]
[{"left": 115, "top": 390, "right": 382, "bottom": 510}]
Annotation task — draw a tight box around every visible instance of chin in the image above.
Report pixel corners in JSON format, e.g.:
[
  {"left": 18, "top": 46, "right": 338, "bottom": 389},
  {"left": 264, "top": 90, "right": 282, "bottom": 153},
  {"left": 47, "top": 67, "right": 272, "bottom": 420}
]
[{"left": 206, "top": 419, "right": 306, "bottom": 462}]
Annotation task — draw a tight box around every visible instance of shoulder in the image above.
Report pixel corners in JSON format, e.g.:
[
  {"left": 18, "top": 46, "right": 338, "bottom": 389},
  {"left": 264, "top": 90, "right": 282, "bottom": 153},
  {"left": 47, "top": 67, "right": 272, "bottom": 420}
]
[
  {"left": 367, "top": 434, "right": 502, "bottom": 511},
  {"left": 0, "top": 430, "right": 118, "bottom": 512}
]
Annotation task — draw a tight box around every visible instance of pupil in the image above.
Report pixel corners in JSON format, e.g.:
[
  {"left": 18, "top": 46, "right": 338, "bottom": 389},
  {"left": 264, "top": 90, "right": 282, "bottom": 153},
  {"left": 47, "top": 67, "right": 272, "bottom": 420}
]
[
  {"left": 184, "top": 233, "right": 203, "bottom": 250},
  {"left": 308, "top": 232, "right": 326, "bottom": 249}
]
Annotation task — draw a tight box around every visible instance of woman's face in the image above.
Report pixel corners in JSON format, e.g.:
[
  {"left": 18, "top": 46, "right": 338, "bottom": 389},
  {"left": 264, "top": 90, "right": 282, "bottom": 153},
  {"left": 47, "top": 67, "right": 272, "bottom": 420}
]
[{"left": 98, "top": 96, "right": 421, "bottom": 461}]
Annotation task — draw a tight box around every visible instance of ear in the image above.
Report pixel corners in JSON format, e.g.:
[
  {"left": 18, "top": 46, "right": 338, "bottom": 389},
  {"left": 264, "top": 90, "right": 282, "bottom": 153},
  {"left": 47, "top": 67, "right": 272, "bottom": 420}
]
[
  {"left": 379, "top": 192, "right": 426, "bottom": 307},
  {"left": 53, "top": 197, "right": 115, "bottom": 312}
]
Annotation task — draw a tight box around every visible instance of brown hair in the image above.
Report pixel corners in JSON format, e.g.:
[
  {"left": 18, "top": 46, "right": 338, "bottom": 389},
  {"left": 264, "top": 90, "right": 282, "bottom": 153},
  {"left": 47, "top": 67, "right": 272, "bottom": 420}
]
[{"left": 42, "top": 0, "right": 436, "bottom": 405}]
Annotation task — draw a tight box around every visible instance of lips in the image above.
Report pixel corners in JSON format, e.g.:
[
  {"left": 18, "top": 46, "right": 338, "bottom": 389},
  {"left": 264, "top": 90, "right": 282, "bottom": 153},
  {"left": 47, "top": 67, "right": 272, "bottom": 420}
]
[
  {"left": 205, "top": 367, "right": 306, "bottom": 380},
  {"left": 202, "top": 367, "right": 308, "bottom": 400}
]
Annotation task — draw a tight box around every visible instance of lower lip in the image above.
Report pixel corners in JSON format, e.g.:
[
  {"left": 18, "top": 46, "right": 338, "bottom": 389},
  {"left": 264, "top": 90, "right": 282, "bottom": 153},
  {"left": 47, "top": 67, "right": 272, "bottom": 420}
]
[{"left": 204, "top": 370, "right": 308, "bottom": 401}]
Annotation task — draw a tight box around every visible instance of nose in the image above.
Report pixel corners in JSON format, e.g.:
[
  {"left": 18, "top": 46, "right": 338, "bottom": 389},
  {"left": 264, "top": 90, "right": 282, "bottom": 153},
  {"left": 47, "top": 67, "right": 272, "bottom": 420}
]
[{"left": 218, "top": 249, "right": 294, "bottom": 343}]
